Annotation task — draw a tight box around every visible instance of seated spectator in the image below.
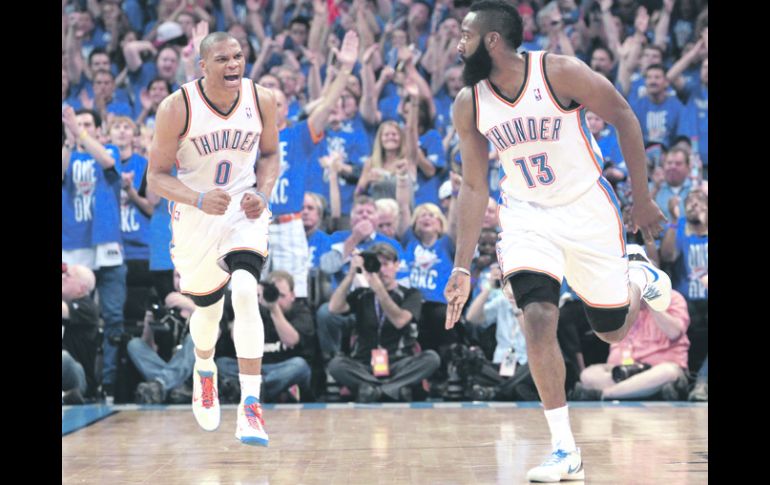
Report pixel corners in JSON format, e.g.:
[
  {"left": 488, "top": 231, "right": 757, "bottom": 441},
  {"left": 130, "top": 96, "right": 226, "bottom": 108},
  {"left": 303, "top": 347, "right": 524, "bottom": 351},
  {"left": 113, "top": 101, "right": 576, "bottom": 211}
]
[
  {"left": 128, "top": 271, "right": 197, "bottom": 404},
  {"left": 62, "top": 264, "right": 99, "bottom": 404},
  {"left": 465, "top": 264, "right": 526, "bottom": 368},
  {"left": 215, "top": 271, "right": 315, "bottom": 403},
  {"left": 316, "top": 196, "right": 407, "bottom": 365},
  {"left": 572, "top": 278, "right": 691, "bottom": 401},
  {"left": 327, "top": 243, "right": 440, "bottom": 402}
]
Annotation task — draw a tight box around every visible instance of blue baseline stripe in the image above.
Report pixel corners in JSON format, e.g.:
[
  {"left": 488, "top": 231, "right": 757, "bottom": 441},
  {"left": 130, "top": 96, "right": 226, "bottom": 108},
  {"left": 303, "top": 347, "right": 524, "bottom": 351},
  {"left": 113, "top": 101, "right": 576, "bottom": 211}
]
[{"left": 62, "top": 405, "right": 118, "bottom": 436}]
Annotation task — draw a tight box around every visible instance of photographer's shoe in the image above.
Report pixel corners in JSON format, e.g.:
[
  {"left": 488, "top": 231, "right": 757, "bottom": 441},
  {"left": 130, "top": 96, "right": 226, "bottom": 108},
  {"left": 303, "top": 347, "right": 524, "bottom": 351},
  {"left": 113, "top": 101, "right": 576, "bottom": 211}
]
[
  {"left": 135, "top": 380, "right": 164, "bottom": 404},
  {"left": 235, "top": 396, "right": 269, "bottom": 446},
  {"left": 627, "top": 244, "right": 672, "bottom": 312},
  {"left": 526, "top": 448, "right": 584, "bottom": 482},
  {"left": 192, "top": 366, "right": 220, "bottom": 431}
]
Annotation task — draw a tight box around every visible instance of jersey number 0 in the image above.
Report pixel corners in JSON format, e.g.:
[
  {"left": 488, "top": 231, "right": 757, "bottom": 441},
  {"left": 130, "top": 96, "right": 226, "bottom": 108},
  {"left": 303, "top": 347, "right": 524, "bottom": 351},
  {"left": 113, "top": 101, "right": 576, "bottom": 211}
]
[{"left": 214, "top": 160, "right": 232, "bottom": 186}]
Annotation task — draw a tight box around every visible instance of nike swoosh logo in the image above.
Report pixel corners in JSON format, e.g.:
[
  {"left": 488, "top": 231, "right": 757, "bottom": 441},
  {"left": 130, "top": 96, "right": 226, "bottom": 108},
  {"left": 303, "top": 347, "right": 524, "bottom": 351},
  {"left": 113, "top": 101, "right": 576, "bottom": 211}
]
[
  {"left": 568, "top": 463, "right": 581, "bottom": 474},
  {"left": 642, "top": 265, "right": 660, "bottom": 282}
]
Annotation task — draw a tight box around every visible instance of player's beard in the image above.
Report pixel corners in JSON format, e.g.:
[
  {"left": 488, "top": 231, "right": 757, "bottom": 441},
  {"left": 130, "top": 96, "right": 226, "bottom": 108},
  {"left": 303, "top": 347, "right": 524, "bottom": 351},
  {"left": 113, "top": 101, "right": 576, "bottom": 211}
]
[{"left": 462, "top": 42, "right": 493, "bottom": 87}]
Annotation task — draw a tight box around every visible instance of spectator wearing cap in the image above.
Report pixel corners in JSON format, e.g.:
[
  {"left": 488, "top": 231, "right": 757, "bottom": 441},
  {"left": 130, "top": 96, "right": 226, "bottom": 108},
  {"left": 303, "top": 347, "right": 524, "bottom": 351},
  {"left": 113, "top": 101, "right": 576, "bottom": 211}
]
[
  {"left": 327, "top": 243, "right": 440, "bottom": 402},
  {"left": 62, "top": 264, "right": 99, "bottom": 404},
  {"left": 631, "top": 64, "right": 686, "bottom": 149}
]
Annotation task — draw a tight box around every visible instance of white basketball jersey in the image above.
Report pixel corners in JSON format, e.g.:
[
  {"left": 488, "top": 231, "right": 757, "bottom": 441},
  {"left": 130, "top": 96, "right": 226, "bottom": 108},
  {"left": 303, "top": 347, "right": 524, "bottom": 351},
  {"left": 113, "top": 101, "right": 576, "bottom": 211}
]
[
  {"left": 176, "top": 78, "right": 263, "bottom": 196},
  {"left": 475, "top": 51, "right": 605, "bottom": 206}
]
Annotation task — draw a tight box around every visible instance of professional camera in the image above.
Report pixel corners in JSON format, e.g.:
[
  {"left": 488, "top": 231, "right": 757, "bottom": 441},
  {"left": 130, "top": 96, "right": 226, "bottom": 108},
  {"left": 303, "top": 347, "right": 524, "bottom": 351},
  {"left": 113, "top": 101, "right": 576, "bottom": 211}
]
[
  {"left": 359, "top": 250, "right": 382, "bottom": 273},
  {"left": 262, "top": 281, "right": 280, "bottom": 304},
  {"left": 611, "top": 363, "right": 651, "bottom": 383},
  {"left": 148, "top": 302, "right": 187, "bottom": 345}
]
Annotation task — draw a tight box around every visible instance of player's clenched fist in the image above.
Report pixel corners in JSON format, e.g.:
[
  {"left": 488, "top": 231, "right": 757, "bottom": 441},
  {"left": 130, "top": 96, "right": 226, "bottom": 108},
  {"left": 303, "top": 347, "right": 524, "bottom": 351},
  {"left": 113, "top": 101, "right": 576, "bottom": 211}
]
[
  {"left": 199, "top": 189, "right": 231, "bottom": 215},
  {"left": 240, "top": 192, "right": 267, "bottom": 219}
]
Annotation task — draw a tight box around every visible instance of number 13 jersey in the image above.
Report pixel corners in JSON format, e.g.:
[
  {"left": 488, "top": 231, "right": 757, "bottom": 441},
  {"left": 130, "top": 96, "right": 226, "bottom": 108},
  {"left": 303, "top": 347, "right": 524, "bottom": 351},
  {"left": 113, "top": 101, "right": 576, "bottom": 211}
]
[{"left": 474, "top": 51, "right": 604, "bottom": 207}]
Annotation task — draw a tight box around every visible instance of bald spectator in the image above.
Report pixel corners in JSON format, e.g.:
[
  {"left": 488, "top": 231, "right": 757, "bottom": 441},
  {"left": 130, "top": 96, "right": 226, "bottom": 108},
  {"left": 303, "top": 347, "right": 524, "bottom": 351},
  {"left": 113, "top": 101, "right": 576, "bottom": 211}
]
[{"left": 62, "top": 264, "right": 99, "bottom": 404}]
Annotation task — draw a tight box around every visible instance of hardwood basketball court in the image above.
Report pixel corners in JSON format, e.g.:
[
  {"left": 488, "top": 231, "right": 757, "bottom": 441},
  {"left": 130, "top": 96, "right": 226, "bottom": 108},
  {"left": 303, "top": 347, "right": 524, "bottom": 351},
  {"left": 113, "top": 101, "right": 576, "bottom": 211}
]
[{"left": 63, "top": 401, "right": 708, "bottom": 484}]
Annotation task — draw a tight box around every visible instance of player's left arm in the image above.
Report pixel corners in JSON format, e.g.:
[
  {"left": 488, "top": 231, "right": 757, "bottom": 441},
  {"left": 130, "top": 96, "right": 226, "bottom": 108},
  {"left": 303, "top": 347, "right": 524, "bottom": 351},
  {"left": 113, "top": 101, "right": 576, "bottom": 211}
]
[
  {"left": 547, "top": 54, "right": 665, "bottom": 239},
  {"left": 255, "top": 85, "right": 280, "bottom": 201}
]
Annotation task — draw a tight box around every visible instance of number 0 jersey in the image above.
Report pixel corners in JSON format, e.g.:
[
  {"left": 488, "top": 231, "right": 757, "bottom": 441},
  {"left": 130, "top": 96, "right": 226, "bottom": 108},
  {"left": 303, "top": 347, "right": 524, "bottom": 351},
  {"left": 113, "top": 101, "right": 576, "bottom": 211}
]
[
  {"left": 474, "top": 51, "right": 605, "bottom": 207},
  {"left": 176, "top": 77, "right": 263, "bottom": 196}
]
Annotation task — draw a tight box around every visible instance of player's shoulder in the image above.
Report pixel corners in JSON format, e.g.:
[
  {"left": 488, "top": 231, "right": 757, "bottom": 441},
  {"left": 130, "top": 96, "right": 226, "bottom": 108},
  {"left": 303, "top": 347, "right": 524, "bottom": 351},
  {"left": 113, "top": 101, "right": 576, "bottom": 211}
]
[
  {"left": 544, "top": 52, "right": 588, "bottom": 78},
  {"left": 253, "top": 82, "right": 276, "bottom": 103},
  {"left": 158, "top": 88, "right": 186, "bottom": 115}
]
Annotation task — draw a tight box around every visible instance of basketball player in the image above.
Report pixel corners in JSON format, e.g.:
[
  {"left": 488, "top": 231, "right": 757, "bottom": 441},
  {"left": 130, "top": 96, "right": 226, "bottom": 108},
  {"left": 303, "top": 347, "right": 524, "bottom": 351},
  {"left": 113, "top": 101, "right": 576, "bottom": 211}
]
[
  {"left": 444, "top": 1, "right": 671, "bottom": 481},
  {"left": 147, "top": 32, "right": 279, "bottom": 446}
]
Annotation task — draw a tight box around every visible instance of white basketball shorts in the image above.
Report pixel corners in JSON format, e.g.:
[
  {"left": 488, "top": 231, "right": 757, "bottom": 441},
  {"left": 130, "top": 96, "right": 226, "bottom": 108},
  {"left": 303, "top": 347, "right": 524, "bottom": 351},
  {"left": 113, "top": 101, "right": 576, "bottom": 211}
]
[
  {"left": 496, "top": 178, "right": 630, "bottom": 309},
  {"left": 170, "top": 190, "right": 271, "bottom": 296}
]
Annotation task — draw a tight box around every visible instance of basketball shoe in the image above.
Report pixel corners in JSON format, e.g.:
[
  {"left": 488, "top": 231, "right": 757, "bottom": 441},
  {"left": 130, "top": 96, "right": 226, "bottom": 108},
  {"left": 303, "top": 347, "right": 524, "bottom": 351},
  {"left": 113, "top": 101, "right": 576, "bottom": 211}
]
[
  {"left": 627, "top": 244, "right": 672, "bottom": 312},
  {"left": 192, "top": 366, "right": 220, "bottom": 431},
  {"left": 526, "top": 448, "right": 585, "bottom": 482},
  {"left": 235, "top": 396, "right": 269, "bottom": 446}
]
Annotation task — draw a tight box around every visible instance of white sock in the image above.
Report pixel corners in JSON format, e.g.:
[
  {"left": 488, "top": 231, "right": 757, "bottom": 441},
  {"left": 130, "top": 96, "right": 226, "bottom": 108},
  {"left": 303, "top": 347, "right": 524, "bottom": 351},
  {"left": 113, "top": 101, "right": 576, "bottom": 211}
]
[
  {"left": 628, "top": 265, "right": 649, "bottom": 294},
  {"left": 239, "top": 373, "right": 262, "bottom": 401},
  {"left": 195, "top": 352, "right": 216, "bottom": 371},
  {"left": 544, "top": 406, "right": 577, "bottom": 452}
]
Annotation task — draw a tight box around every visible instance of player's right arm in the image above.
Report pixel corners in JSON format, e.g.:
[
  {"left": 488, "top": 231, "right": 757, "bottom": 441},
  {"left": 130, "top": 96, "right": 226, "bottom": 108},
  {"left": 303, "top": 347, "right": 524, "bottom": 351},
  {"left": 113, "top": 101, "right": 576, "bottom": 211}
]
[
  {"left": 147, "top": 91, "right": 230, "bottom": 215},
  {"left": 444, "top": 86, "right": 490, "bottom": 329}
]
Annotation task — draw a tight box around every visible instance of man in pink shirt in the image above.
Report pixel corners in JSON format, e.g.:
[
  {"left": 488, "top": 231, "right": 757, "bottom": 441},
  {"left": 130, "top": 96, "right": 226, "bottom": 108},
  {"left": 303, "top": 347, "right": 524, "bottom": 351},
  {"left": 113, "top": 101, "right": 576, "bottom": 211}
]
[{"left": 572, "top": 270, "right": 691, "bottom": 401}]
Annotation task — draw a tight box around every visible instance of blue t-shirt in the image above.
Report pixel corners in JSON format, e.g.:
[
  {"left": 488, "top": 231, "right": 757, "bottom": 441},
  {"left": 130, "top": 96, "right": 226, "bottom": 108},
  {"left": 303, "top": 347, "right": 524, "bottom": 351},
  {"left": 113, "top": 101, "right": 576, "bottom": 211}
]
[
  {"left": 433, "top": 87, "right": 454, "bottom": 137},
  {"left": 402, "top": 231, "right": 455, "bottom": 304},
  {"left": 272, "top": 120, "right": 321, "bottom": 215},
  {"left": 618, "top": 73, "right": 676, "bottom": 105},
  {"left": 671, "top": 217, "right": 708, "bottom": 302},
  {"left": 307, "top": 229, "right": 332, "bottom": 270},
  {"left": 632, "top": 95, "right": 685, "bottom": 148},
  {"left": 62, "top": 145, "right": 123, "bottom": 250},
  {"left": 679, "top": 85, "right": 708, "bottom": 167},
  {"left": 120, "top": 154, "right": 151, "bottom": 260},
  {"left": 149, "top": 197, "right": 174, "bottom": 271},
  {"left": 378, "top": 95, "right": 402, "bottom": 123},
  {"left": 596, "top": 125, "right": 627, "bottom": 177},
  {"left": 306, "top": 118, "right": 371, "bottom": 215},
  {"left": 414, "top": 129, "right": 447, "bottom": 207}
]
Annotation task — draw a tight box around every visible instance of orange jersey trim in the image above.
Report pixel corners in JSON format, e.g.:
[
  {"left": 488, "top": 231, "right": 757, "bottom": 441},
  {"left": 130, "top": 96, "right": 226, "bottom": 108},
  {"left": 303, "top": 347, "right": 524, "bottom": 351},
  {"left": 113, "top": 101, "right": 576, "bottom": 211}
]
[{"left": 596, "top": 179, "right": 627, "bottom": 255}]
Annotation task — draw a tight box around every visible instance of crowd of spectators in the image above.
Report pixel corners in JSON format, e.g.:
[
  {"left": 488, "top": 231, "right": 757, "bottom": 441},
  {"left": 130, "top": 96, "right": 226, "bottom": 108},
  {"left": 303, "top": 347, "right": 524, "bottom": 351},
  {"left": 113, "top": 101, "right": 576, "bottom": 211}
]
[{"left": 62, "top": 0, "right": 708, "bottom": 405}]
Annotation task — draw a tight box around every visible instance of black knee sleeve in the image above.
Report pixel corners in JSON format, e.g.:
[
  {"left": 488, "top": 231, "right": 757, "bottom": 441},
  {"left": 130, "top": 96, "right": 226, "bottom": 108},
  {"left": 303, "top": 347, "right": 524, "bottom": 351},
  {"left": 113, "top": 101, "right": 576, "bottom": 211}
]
[
  {"left": 583, "top": 305, "right": 629, "bottom": 333},
  {"left": 507, "top": 271, "right": 561, "bottom": 309},
  {"left": 224, "top": 250, "right": 265, "bottom": 281},
  {"left": 188, "top": 289, "right": 226, "bottom": 308}
]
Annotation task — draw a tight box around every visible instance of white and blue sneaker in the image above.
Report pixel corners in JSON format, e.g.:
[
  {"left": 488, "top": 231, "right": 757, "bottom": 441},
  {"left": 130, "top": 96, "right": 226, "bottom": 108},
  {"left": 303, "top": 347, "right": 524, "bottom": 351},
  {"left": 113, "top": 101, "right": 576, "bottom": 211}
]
[
  {"left": 526, "top": 448, "right": 585, "bottom": 482},
  {"left": 192, "top": 367, "right": 220, "bottom": 431},
  {"left": 627, "top": 244, "right": 672, "bottom": 312},
  {"left": 235, "top": 396, "right": 269, "bottom": 446}
]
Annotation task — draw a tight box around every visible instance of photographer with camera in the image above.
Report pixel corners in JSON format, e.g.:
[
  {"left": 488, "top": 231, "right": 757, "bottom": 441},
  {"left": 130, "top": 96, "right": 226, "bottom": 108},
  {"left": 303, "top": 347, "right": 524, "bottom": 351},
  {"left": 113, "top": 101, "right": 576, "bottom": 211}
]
[
  {"left": 327, "top": 243, "right": 440, "bottom": 403},
  {"left": 62, "top": 263, "right": 99, "bottom": 405},
  {"left": 215, "top": 271, "right": 315, "bottom": 403},
  {"left": 572, "top": 247, "right": 691, "bottom": 401},
  {"left": 127, "top": 270, "right": 198, "bottom": 404}
]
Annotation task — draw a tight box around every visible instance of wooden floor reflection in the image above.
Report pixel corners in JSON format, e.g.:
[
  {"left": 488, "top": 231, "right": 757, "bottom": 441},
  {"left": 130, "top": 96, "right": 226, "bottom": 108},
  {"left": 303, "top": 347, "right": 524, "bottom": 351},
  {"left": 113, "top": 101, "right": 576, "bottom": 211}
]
[{"left": 62, "top": 402, "right": 707, "bottom": 484}]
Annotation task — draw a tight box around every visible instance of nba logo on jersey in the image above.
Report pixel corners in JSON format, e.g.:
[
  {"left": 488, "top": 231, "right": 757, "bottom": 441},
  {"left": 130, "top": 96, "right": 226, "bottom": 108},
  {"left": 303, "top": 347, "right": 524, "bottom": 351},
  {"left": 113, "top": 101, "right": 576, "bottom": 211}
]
[
  {"left": 533, "top": 88, "right": 542, "bottom": 101},
  {"left": 246, "top": 107, "right": 253, "bottom": 119}
]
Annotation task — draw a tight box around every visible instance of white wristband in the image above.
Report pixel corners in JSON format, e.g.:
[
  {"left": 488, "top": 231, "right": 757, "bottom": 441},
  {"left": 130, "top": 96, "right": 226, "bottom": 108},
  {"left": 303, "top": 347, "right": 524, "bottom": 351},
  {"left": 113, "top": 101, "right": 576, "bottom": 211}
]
[{"left": 451, "top": 267, "right": 471, "bottom": 276}]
